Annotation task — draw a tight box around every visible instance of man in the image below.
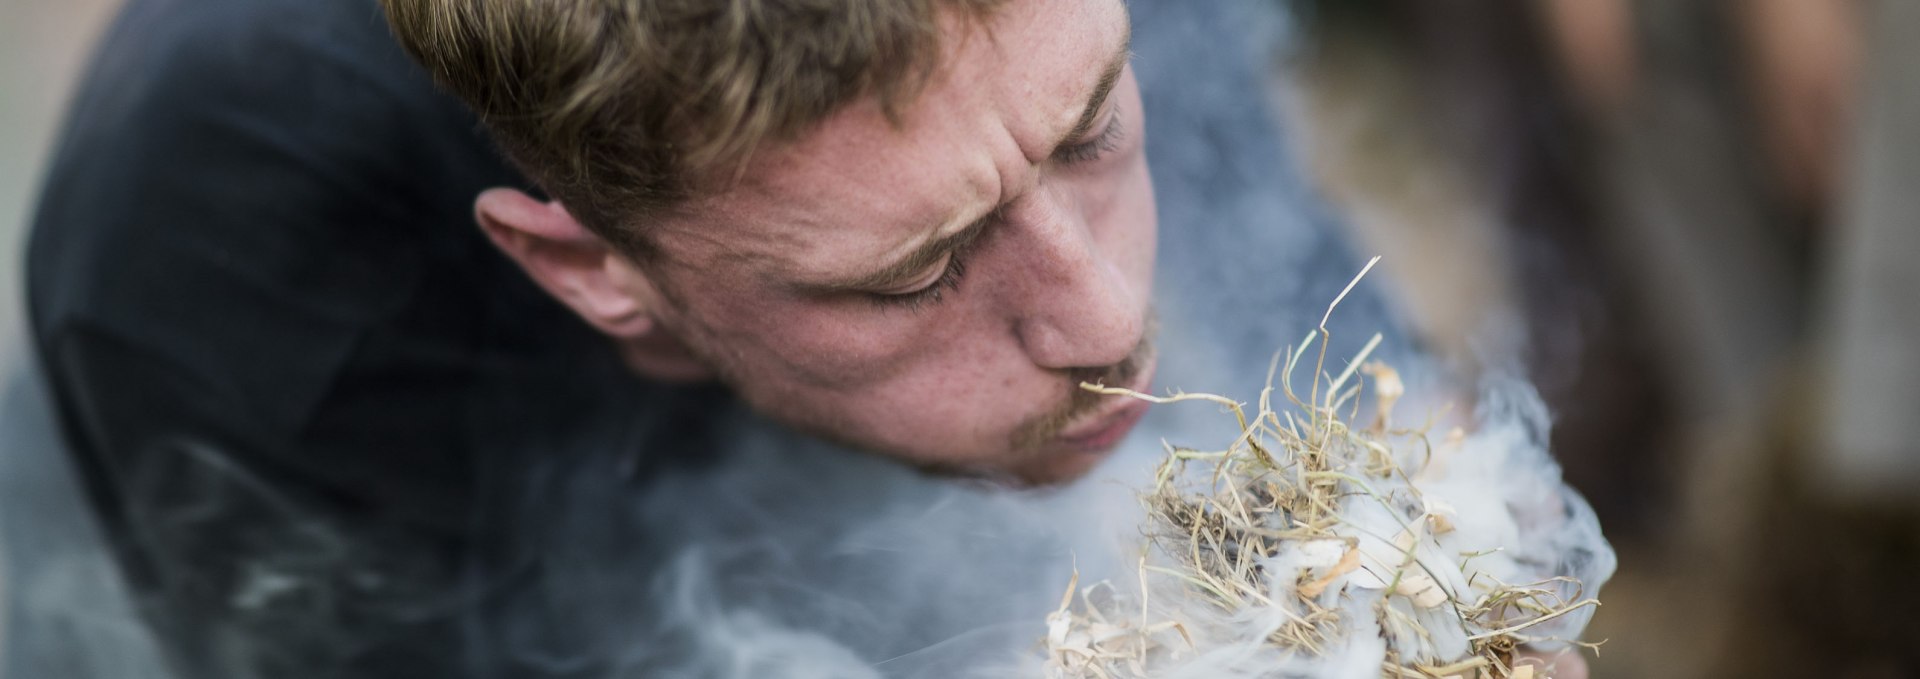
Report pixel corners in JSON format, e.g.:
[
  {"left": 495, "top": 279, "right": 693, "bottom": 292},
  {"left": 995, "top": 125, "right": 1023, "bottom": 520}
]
[
  {"left": 383, "top": 0, "right": 1159, "bottom": 485},
  {"left": 14, "top": 0, "right": 1584, "bottom": 676}
]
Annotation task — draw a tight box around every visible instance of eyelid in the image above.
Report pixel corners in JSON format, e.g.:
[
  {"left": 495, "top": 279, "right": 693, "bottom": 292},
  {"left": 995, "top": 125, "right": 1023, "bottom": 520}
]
[
  {"left": 866, "top": 251, "right": 967, "bottom": 312},
  {"left": 1054, "top": 105, "right": 1123, "bottom": 165},
  {"left": 872, "top": 254, "right": 953, "bottom": 295},
  {"left": 865, "top": 209, "right": 997, "bottom": 311}
]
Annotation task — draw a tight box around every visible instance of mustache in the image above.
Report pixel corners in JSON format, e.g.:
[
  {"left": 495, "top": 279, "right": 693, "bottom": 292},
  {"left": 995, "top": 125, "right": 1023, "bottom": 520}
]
[{"left": 1010, "top": 321, "right": 1159, "bottom": 452}]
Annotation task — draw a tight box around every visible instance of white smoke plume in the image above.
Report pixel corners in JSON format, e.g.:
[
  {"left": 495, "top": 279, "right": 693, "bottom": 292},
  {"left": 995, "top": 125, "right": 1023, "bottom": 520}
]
[{"left": 585, "top": 329, "right": 1612, "bottom": 679}]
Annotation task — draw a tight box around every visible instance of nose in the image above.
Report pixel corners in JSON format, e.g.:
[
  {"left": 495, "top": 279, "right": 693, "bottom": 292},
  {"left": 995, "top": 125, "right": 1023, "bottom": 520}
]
[{"left": 1001, "top": 193, "right": 1144, "bottom": 371}]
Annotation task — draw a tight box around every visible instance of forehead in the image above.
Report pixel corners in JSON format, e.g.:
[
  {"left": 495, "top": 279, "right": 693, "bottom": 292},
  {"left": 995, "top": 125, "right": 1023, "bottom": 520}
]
[{"left": 653, "top": 0, "right": 1129, "bottom": 278}]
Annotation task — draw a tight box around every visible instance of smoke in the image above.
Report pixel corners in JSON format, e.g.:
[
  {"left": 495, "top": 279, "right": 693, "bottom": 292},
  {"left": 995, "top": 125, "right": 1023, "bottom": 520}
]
[
  {"left": 464, "top": 387, "right": 1154, "bottom": 678},
  {"left": 1079, "top": 376, "right": 1612, "bottom": 679},
  {"left": 0, "top": 359, "right": 176, "bottom": 679},
  {"left": 486, "top": 364, "right": 1610, "bottom": 679},
  {"left": 0, "top": 2, "right": 1611, "bottom": 678}
]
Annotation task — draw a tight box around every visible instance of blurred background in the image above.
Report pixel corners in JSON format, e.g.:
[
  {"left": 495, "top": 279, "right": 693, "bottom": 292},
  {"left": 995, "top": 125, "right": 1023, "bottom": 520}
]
[
  {"left": 2, "top": 0, "right": 1914, "bottom": 677},
  {"left": 0, "top": 0, "right": 120, "bottom": 360},
  {"left": 1274, "top": 0, "right": 1919, "bottom": 676},
  {"left": 0, "top": 0, "right": 121, "bottom": 670}
]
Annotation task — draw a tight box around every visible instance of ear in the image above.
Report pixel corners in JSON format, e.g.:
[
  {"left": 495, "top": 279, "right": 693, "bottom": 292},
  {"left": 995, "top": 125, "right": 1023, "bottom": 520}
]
[
  {"left": 474, "top": 188, "right": 714, "bottom": 382},
  {"left": 475, "top": 187, "right": 652, "bottom": 336}
]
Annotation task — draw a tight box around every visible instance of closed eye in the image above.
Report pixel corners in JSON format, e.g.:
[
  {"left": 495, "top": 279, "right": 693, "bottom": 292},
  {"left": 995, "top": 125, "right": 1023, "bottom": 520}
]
[
  {"left": 1054, "top": 106, "right": 1124, "bottom": 165},
  {"left": 864, "top": 208, "right": 997, "bottom": 312},
  {"left": 867, "top": 253, "right": 968, "bottom": 312}
]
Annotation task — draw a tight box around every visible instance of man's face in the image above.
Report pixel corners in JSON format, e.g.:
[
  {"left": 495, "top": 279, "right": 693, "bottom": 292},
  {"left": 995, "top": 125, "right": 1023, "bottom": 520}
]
[{"left": 632, "top": 0, "right": 1155, "bottom": 483}]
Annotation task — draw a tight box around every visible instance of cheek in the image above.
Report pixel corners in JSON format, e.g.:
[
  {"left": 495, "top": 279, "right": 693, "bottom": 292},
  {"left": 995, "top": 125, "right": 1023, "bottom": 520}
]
[
  {"left": 1075, "top": 147, "right": 1160, "bottom": 301},
  {"left": 805, "top": 347, "right": 1066, "bottom": 464},
  {"left": 1108, "top": 77, "right": 1159, "bottom": 290},
  {"left": 686, "top": 285, "right": 999, "bottom": 391},
  {"left": 675, "top": 277, "right": 1065, "bottom": 452},
  {"left": 709, "top": 308, "right": 1063, "bottom": 462},
  {"left": 1111, "top": 160, "right": 1159, "bottom": 286}
]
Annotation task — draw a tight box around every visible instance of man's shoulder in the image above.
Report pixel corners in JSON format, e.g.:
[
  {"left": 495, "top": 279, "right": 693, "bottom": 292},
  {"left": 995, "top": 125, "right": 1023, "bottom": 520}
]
[
  {"left": 27, "top": 0, "right": 532, "bottom": 441},
  {"left": 87, "top": 0, "right": 439, "bottom": 117},
  {"left": 32, "top": 0, "right": 508, "bottom": 289},
  {"left": 109, "top": 0, "right": 397, "bottom": 64}
]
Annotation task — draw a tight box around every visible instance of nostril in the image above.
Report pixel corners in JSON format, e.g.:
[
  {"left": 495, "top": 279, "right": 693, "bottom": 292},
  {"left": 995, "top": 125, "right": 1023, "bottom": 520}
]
[{"left": 1067, "top": 327, "right": 1153, "bottom": 389}]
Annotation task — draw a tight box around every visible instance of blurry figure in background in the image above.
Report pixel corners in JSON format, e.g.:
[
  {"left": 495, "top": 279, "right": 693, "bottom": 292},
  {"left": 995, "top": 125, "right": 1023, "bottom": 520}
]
[
  {"left": 1, "top": 0, "right": 1598, "bottom": 677},
  {"left": 1279, "top": 0, "right": 1918, "bottom": 676}
]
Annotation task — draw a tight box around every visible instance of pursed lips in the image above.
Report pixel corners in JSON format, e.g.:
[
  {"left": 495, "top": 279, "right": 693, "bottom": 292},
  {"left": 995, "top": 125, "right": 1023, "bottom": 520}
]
[{"left": 1055, "top": 356, "right": 1157, "bottom": 451}]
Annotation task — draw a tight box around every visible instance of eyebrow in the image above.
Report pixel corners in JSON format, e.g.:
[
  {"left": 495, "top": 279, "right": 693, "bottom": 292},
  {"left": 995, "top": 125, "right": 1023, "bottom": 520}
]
[
  {"left": 806, "top": 26, "right": 1134, "bottom": 294},
  {"left": 1054, "top": 24, "right": 1133, "bottom": 153}
]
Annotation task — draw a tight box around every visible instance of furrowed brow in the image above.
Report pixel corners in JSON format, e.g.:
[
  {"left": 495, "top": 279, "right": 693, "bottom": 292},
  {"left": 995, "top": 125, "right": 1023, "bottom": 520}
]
[
  {"left": 800, "top": 24, "right": 1132, "bottom": 295},
  {"left": 1053, "top": 24, "right": 1133, "bottom": 152}
]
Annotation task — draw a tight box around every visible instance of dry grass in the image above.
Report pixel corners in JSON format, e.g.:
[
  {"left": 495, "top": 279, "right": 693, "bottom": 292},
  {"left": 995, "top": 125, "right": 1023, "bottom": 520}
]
[{"left": 1043, "top": 259, "right": 1599, "bottom": 679}]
